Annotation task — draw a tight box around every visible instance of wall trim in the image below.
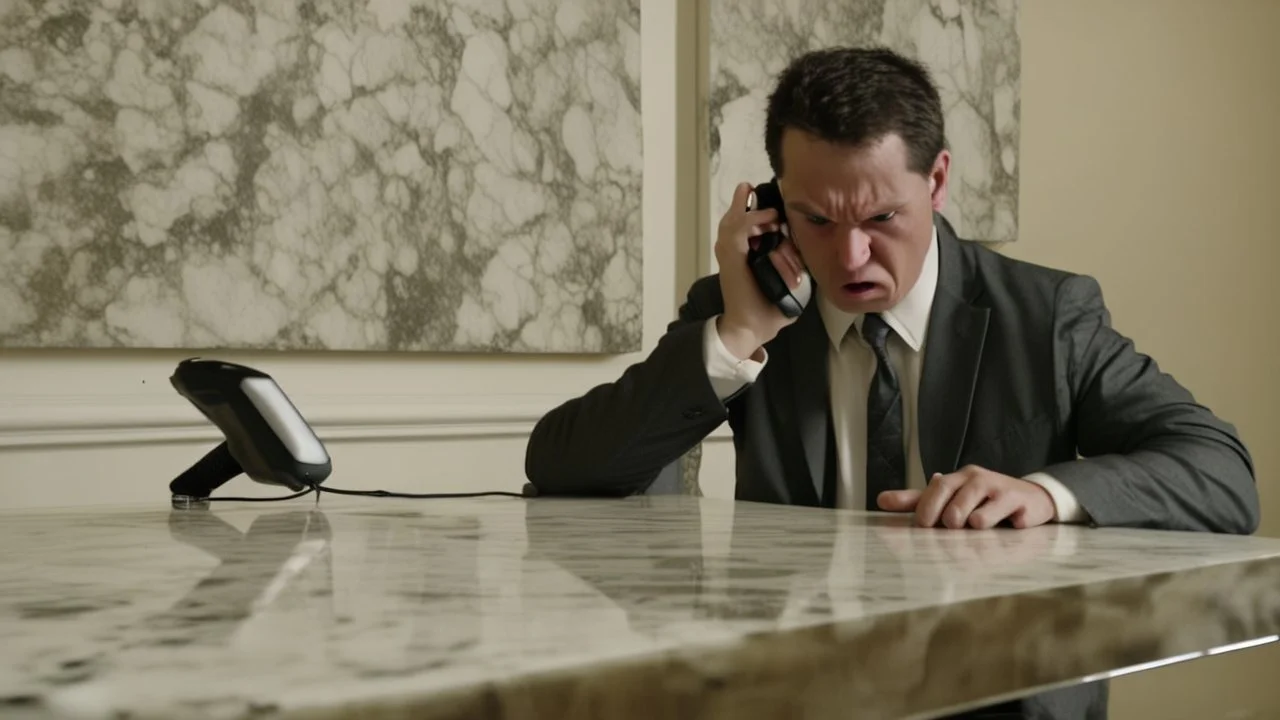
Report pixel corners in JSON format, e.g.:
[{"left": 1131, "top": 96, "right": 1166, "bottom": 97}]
[
  {"left": 0, "top": 394, "right": 563, "bottom": 449},
  {"left": 0, "top": 394, "right": 738, "bottom": 449}
]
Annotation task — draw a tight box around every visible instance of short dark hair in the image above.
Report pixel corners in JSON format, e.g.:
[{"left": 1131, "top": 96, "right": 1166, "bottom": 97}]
[{"left": 764, "top": 46, "right": 946, "bottom": 177}]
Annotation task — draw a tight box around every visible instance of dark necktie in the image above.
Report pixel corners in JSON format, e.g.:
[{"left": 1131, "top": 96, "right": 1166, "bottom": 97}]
[{"left": 861, "top": 313, "right": 906, "bottom": 511}]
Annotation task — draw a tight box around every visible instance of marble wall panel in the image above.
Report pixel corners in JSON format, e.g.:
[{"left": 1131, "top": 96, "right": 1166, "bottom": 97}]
[
  {"left": 0, "top": 0, "right": 642, "bottom": 353},
  {"left": 708, "top": 0, "right": 1021, "bottom": 246}
]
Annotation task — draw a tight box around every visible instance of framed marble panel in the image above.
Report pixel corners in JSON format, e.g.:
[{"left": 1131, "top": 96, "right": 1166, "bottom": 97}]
[
  {"left": 0, "top": 1, "right": 642, "bottom": 353},
  {"left": 707, "top": 0, "right": 1021, "bottom": 247}
]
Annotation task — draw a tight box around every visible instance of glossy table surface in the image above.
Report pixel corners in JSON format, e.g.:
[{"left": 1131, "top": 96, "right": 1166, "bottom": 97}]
[{"left": 2, "top": 495, "right": 1279, "bottom": 719}]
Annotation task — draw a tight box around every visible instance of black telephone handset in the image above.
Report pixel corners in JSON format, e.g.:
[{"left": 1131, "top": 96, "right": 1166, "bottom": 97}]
[
  {"left": 168, "top": 359, "right": 332, "bottom": 501},
  {"left": 745, "top": 179, "right": 811, "bottom": 318}
]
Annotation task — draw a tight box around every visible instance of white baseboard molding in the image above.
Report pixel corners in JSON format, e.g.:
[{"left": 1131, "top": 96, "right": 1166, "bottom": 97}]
[
  {"left": 0, "top": 394, "right": 740, "bottom": 450},
  {"left": 0, "top": 394, "right": 565, "bottom": 449}
]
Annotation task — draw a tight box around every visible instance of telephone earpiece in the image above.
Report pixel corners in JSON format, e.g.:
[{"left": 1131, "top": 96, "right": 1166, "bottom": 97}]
[{"left": 745, "top": 179, "right": 811, "bottom": 319}]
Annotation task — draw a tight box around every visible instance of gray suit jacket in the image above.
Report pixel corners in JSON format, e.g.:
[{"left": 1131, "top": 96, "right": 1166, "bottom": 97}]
[
  {"left": 526, "top": 216, "right": 1259, "bottom": 534},
  {"left": 524, "top": 217, "right": 1259, "bottom": 719}
]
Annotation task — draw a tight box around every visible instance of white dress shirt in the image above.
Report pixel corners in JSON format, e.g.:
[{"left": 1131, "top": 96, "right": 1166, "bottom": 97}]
[{"left": 702, "top": 227, "right": 1087, "bottom": 522}]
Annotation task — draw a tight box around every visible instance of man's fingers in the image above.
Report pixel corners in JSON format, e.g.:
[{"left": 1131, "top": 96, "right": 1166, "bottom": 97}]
[
  {"left": 882, "top": 468, "right": 1050, "bottom": 531},
  {"left": 743, "top": 207, "right": 780, "bottom": 226},
  {"left": 777, "top": 239, "right": 804, "bottom": 272},
  {"left": 768, "top": 241, "right": 805, "bottom": 288},
  {"left": 726, "top": 209, "right": 780, "bottom": 250},
  {"left": 914, "top": 472, "right": 962, "bottom": 527},
  {"left": 719, "top": 184, "right": 778, "bottom": 250},
  {"left": 877, "top": 489, "right": 922, "bottom": 512},
  {"left": 967, "top": 492, "right": 1020, "bottom": 530},
  {"left": 737, "top": 182, "right": 779, "bottom": 223},
  {"left": 941, "top": 480, "right": 991, "bottom": 529}
]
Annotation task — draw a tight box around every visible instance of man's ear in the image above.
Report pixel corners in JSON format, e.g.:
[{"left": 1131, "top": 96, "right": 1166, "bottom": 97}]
[{"left": 928, "top": 150, "right": 950, "bottom": 212}]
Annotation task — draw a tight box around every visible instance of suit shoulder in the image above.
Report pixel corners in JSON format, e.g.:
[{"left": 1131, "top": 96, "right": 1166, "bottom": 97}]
[
  {"left": 677, "top": 274, "right": 726, "bottom": 323},
  {"left": 952, "top": 239, "right": 1109, "bottom": 331},
  {"left": 959, "top": 239, "right": 1083, "bottom": 298}
]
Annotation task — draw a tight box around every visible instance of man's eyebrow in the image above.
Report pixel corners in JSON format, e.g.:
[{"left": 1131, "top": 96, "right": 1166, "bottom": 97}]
[
  {"left": 785, "top": 201, "right": 906, "bottom": 220},
  {"left": 786, "top": 201, "right": 826, "bottom": 216}
]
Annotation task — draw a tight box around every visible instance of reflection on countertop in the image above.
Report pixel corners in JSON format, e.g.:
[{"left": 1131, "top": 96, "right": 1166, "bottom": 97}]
[{"left": 2, "top": 495, "right": 1278, "bottom": 719}]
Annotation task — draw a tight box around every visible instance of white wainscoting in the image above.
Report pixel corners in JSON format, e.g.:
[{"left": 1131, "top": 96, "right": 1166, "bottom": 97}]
[
  {"left": 0, "top": 393, "right": 737, "bottom": 509},
  {"left": 0, "top": 393, "right": 564, "bottom": 449}
]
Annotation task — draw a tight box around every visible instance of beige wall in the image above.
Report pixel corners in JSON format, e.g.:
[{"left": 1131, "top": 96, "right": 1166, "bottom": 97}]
[
  {"left": 1013, "top": 1, "right": 1280, "bottom": 717},
  {"left": 1010, "top": 0, "right": 1280, "bottom": 539},
  {"left": 1, "top": 0, "right": 1276, "bottom": 716}
]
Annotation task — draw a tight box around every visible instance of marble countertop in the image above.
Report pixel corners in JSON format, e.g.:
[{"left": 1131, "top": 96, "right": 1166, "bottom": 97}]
[{"left": 2, "top": 495, "right": 1278, "bottom": 719}]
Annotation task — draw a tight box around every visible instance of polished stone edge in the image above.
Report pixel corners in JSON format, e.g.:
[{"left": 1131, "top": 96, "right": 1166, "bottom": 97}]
[{"left": 275, "top": 556, "right": 1280, "bottom": 720}]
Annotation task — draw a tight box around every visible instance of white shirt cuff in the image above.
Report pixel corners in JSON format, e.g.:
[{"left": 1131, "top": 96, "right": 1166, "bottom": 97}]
[
  {"left": 1023, "top": 472, "right": 1090, "bottom": 524},
  {"left": 703, "top": 317, "right": 767, "bottom": 400}
]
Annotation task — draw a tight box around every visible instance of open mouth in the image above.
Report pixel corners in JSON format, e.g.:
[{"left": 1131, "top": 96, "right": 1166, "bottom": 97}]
[{"left": 843, "top": 282, "right": 876, "bottom": 295}]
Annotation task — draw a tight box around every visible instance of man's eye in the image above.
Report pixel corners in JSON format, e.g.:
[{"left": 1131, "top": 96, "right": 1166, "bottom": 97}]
[
  {"left": 872, "top": 211, "right": 897, "bottom": 222},
  {"left": 806, "top": 215, "right": 830, "bottom": 226}
]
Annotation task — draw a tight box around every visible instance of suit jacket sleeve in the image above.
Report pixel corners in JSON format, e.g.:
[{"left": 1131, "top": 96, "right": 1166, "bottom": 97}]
[
  {"left": 523, "top": 277, "right": 734, "bottom": 496},
  {"left": 1041, "top": 274, "right": 1260, "bottom": 534}
]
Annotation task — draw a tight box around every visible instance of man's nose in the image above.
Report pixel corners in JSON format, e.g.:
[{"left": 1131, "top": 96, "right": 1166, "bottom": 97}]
[{"left": 838, "top": 227, "right": 872, "bottom": 270}]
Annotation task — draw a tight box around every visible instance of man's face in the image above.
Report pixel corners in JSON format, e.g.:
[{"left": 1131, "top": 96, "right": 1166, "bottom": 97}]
[{"left": 777, "top": 129, "right": 949, "bottom": 314}]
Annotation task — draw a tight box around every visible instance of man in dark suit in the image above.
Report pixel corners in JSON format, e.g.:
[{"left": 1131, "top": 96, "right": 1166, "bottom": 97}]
[{"left": 523, "top": 47, "right": 1260, "bottom": 718}]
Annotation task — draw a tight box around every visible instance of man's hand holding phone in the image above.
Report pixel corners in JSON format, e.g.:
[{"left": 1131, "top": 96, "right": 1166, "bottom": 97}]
[{"left": 714, "top": 182, "right": 808, "bottom": 361}]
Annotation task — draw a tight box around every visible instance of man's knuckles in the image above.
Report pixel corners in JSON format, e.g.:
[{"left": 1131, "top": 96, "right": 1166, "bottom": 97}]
[{"left": 934, "top": 472, "right": 966, "bottom": 491}]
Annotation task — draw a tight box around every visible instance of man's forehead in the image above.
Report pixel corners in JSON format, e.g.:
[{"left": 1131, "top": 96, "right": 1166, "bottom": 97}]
[
  {"left": 780, "top": 134, "right": 914, "bottom": 183},
  {"left": 780, "top": 170, "right": 911, "bottom": 212},
  {"left": 779, "top": 128, "right": 911, "bottom": 162}
]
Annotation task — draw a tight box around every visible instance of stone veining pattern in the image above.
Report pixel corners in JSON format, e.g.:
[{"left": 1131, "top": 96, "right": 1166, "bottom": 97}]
[
  {"left": 2, "top": 496, "right": 1278, "bottom": 719},
  {"left": 708, "top": 0, "right": 1021, "bottom": 247},
  {"left": 0, "top": 1, "right": 642, "bottom": 352}
]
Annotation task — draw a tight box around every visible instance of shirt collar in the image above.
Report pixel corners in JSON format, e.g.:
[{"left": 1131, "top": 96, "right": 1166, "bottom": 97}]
[{"left": 817, "top": 225, "right": 939, "bottom": 352}]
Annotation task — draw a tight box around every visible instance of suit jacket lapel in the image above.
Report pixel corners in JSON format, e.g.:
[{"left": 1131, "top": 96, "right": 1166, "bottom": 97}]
[
  {"left": 918, "top": 218, "right": 990, "bottom": 477},
  {"left": 782, "top": 300, "right": 830, "bottom": 504}
]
